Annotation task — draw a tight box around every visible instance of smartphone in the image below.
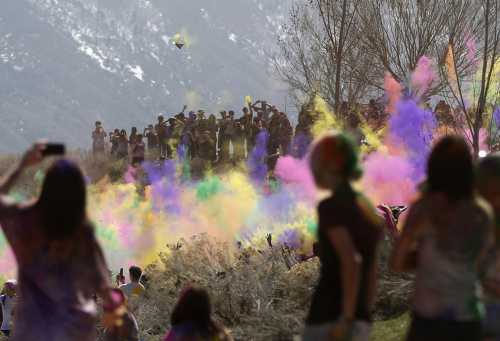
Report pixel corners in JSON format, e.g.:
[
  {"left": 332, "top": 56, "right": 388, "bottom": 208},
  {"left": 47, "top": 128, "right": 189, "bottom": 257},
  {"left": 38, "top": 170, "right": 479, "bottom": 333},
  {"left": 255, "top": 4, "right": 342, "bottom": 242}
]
[
  {"left": 42, "top": 143, "right": 65, "bottom": 156},
  {"left": 119, "top": 268, "right": 124, "bottom": 277}
]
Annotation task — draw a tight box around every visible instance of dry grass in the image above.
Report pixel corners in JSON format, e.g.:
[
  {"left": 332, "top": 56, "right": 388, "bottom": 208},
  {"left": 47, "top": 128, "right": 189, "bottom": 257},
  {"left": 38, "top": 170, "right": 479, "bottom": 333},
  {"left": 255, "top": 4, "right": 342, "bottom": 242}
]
[
  {"left": 107, "top": 235, "right": 411, "bottom": 341},
  {"left": 131, "top": 235, "right": 317, "bottom": 341}
]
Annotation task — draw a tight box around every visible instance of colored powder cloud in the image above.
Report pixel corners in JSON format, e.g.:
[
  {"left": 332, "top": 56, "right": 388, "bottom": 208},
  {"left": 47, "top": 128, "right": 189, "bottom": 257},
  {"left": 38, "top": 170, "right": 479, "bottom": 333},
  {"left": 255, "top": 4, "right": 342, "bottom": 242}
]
[
  {"left": 85, "top": 160, "right": 319, "bottom": 271},
  {"left": 384, "top": 73, "right": 402, "bottom": 114},
  {"left": 311, "top": 96, "right": 340, "bottom": 138},
  {"left": 494, "top": 107, "right": 500, "bottom": 127},
  {"left": 389, "top": 99, "right": 437, "bottom": 180},
  {"left": 196, "top": 176, "right": 223, "bottom": 201},
  {"left": 274, "top": 156, "right": 316, "bottom": 202},
  {"left": 361, "top": 152, "right": 417, "bottom": 205},
  {"left": 411, "top": 55, "right": 436, "bottom": 98},
  {"left": 248, "top": 130, "right": 269, "bottom": 182}
]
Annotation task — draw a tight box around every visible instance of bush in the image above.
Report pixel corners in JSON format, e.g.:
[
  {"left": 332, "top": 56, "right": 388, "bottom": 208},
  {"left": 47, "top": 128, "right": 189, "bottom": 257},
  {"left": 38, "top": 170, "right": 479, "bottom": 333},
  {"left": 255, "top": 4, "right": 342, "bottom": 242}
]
[{"left": 103, "top": 234, "right": 411, "bottom": 341}]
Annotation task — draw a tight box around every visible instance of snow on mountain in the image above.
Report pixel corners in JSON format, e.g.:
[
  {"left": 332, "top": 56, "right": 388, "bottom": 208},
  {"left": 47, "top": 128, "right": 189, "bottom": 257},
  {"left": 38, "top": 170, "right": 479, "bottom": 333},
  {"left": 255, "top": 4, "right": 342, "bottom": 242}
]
[{"left": 0, "top": 0, "right": 289, "bottom": 152}]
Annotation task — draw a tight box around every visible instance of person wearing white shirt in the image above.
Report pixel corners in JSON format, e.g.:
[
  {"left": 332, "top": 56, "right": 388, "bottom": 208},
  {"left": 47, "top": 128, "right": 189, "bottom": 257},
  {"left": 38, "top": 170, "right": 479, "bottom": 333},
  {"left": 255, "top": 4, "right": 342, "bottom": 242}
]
[{"left": 119, "top": 266, "right": 145, "bottom": 300}]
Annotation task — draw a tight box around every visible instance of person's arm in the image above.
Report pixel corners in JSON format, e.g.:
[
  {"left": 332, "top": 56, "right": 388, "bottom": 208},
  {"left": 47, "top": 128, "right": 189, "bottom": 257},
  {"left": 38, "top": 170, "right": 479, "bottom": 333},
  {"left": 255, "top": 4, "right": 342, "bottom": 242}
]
[
  {"left": 328, "top": 227, "right": 362, "bottom": 321},
  {"left": 478, "top": 208, "right": 497, "bottom": 296},
  {"left": 266, "top": 233, "right": 272, "bottom": 248},
  {"left": 477, "top": 221, "right": 495, "bottom": 272},
  {"left": 377, "top": 205, "right": 398, "bottom": 237},
  {"left": 0, "top": 144, "right": 43, "bottom": 195}
]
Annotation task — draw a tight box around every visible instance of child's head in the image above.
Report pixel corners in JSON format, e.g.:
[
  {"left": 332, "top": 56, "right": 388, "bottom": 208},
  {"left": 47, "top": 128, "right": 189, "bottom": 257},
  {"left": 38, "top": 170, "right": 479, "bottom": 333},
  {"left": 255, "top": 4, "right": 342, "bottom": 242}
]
[
  {"left": 129, "top": 266, "right": 142, "bottom": 283},
  {"left": 4, "top": 280, "right": 16, "bottom": 297},
  {"left": 477, "top": 153, "right": 500, "bottom": 218},
  {"left": 171, "top": 286, "right": 212, "bottom": 328},
  {"left": 309, "top": 132, "right": 362, "bottom": 190}
]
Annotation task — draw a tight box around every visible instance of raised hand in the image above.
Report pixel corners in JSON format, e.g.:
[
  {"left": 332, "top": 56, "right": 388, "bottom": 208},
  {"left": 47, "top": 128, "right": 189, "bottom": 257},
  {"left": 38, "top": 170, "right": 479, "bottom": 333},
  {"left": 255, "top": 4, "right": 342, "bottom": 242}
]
[
  {"left": 266, "top": 233, "right": 272, "bottom": 248},
  {"left": 20, "top": 143, "right": 44, "bottom": 169}
]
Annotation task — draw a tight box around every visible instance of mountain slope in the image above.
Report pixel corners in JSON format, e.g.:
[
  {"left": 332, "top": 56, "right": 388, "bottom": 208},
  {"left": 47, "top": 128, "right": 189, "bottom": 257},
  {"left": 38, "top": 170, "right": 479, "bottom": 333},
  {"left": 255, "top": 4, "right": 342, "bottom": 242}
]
[{"left": 0, "top": 0, "right": 289, "bottom": 152}]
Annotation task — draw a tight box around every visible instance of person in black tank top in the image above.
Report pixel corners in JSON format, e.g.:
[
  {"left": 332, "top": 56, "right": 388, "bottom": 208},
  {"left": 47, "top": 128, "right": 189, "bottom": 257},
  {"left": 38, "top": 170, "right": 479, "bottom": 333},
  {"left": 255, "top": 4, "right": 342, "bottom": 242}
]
[{"left": 303, "top": 132, "right": 382, "bottom": 341}]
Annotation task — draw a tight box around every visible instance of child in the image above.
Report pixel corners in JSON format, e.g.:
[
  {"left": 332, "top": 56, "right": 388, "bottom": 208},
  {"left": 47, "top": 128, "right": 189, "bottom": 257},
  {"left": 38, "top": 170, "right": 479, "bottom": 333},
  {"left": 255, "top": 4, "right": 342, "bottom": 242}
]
[
  {"left": 164, "top": 286, "right": 233, "bottom": 341},
  {"left": 119, "top": 266, "right": 146, "bottom": 319},
  {"left": 0, "top": 280, "right": 17, "bottom": 336},
  {"left": 303, "top": 132, "right": 382, "bottom": 341},
  {"left": 119, "top": 266, "right": 146, "bottom": 300},
  {"left": 477, "top": 153, "right": 500, "bottom": 341}
]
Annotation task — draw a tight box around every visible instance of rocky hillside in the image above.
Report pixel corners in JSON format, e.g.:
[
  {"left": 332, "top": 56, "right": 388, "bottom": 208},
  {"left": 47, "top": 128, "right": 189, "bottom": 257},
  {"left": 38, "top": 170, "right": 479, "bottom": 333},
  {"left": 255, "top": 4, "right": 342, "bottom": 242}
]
[{"left": 0, "top": 0, "right": 289, "bottom": 152}]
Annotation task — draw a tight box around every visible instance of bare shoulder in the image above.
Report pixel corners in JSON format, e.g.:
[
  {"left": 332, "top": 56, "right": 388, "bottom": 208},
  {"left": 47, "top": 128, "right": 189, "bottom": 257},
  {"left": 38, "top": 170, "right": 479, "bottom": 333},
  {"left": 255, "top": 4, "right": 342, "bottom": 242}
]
[
  {"left": 471, "top": 195, "right": 494, "bottom": 223},
  {"left": 407, "top": 193, "right": 447, "bottom": 218}
]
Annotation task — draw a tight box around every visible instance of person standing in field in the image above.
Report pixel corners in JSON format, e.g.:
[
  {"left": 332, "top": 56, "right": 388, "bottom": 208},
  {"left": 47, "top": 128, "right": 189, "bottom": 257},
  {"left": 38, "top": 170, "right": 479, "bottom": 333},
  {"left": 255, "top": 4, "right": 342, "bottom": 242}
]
[
  {"left": 391, "top": 136, "right": 493, "bottom": 341},
  {"left": 303, "top": 132, "right": 382, "bottom": 341},
  {"left": 92, "top": 121, "right": 107, "bottom": 155}
]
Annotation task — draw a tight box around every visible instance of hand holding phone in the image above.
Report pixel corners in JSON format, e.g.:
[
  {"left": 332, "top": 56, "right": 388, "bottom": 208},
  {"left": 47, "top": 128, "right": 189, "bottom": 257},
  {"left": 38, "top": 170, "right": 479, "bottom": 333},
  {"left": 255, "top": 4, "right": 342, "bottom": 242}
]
[
  {"left": 116, "top": 268, "right": 125, "bottom": 286},
  {"left": 42, "top": 143, "right": 65, "bottom": 157}
]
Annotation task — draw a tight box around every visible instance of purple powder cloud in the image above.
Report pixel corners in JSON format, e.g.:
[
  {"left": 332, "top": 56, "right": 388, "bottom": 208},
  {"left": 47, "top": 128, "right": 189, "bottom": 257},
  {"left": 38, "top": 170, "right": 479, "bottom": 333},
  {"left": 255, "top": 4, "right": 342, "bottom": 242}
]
[
  {"left": 389, "top": 99, "right": 437, "bottom": 180},
  {"left": 248, "top": 130, "right": 269, "bottom": 182}
]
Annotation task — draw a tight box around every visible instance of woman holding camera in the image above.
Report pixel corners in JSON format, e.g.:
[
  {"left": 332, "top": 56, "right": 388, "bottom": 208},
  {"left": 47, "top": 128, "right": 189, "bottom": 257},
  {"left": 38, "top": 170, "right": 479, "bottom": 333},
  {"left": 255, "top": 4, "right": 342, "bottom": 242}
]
[{"left": 0, "top": 143, "right": 120, "bottom": 341}]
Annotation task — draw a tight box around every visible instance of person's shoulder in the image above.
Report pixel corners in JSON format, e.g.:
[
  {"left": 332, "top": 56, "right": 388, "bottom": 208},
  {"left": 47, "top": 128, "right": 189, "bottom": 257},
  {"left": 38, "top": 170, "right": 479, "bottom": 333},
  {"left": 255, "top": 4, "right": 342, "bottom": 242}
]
[
  {"left": 317, "top": 196, "right": 347, "bottom": 230},
  {"left": 408, "top": 193, "right": 442, "bottom": 217},
  {"left": 471, "top": 196, "right": 494, "bottom": 225},
  {"left": 80, "top": 221, "right": 98, "bottom": 239},
  {"left": 0, "top": 197, "right": 36, "bottom": 226},
  {"left": 132, "top": 283, "right": 145, "bottom": 295},
  {"left": 318, "top": 196, "right": 338, "bottom": 211},
  {"left": 474, "top": 195, "right": 493, "bottom": 213}
]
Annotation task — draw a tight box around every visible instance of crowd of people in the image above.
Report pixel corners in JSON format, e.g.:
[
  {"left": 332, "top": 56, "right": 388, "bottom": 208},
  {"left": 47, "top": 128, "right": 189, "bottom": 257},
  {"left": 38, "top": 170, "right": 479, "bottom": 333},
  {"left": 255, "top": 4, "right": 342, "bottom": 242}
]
[
  {"left": 91, "top": 101, "right": 300, "bottom": 171},
  {"left": 4, "top": 117, "right": 500, "bottom": 340},
  {"left": 91, "top": 97, "right": 439, "bottom": 175}
]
